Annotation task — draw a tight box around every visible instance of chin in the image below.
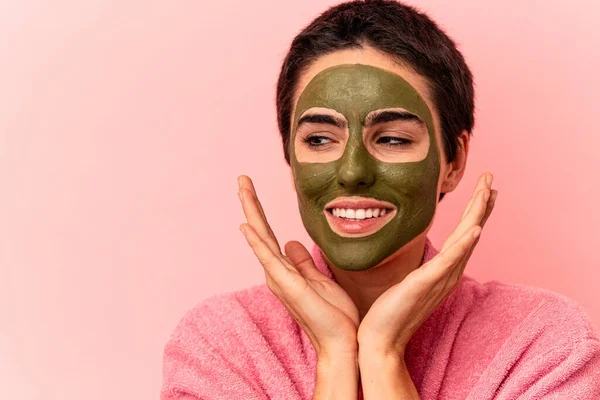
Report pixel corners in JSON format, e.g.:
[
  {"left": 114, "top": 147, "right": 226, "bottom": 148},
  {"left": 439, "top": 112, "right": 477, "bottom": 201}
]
[{"left": 319, "top": 230, "right": 430, "bottom": 272}]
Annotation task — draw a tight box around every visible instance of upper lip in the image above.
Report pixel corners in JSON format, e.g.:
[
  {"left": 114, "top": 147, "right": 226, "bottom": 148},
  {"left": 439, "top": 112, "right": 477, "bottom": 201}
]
[{"left": 324, "top": 196, "right": 396, "bottom": 210}]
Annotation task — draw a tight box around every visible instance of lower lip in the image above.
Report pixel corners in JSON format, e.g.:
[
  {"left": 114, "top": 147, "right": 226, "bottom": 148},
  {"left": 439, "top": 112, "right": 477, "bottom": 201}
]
[{"left": 323, "top": 209, "right": 396, "bottom": 238}]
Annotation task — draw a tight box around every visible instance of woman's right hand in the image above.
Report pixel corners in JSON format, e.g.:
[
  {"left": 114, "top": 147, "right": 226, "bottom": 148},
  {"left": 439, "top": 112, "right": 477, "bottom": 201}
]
[{"left": 237, "top": 175, "right": 360, "bottom": 358}]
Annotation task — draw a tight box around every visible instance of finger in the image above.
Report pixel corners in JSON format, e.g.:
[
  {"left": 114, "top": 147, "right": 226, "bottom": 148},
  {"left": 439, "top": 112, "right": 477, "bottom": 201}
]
[
  {"left": 479, "top": 189, "right": 498, "bottom": 230},
  {"left": 429, "top": 225, "right": 481, "bottom": 281},
  {"left": 453, "top": 191, "right": 498, "bottom": 279},
  {"left": 241, "top": 175, "right": 281, "bottom": 249},
  {"left": 458, "top": 188, "right": 497, "bottom": 256},
  {"left": 443, "top": 180, "right": 497, "bottom": 285},
  {"left": 240, "top": 223, "right": 304, "bottom": 295},
  {"left": 455, "top": 190, "right": 497, "bottom": 277},
  {"left": 441, "top": 186, "right": 489, "bottom": 252},
  {"left": 461, "top": 173, "right": 491, "bottom": 220},
  {"left": 458, "top": 236, "right": 479, "bottom": 277},
  {"left": 447, "top": 190, "right": 498, "bottom": 283},
  {"left": 284, "top": 241, "right": 328, "bottom": 281},
  {"left": 448, "top": 228, "right": 482, "bottom": 286},
  {"left": 238, "top": 175, "right": 282, "bottom": 255},
  {"left": 239, "top": 175, "right": 268, "bottom": 220},
  {"left": 441, "top": 174, "right": 489, "bottom": 253}
]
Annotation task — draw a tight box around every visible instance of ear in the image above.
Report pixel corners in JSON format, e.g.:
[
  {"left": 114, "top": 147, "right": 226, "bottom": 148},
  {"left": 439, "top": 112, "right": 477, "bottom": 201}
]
[{"left": 440, "top": 130, "right": 469, "bottom": 194}]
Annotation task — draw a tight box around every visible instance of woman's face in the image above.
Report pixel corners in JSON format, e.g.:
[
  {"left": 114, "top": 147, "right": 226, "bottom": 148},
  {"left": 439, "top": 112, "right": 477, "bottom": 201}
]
[{"left": 289, "top": 47, "right": 446, "bottom": 271}]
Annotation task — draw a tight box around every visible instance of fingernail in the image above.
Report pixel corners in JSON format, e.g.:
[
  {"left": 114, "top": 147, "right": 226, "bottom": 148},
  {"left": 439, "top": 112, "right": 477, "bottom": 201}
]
[
  {"left": 238, "top": 190, "right": 243, "bottom": 201},
  {"left": 486, "top": 174, "right": 493, "bottom": 186},
  {"left": 239, "top": 224, "right": 246, "bottom": 235},
  {"left": 237, "top": 176, "right": 243, "bottom": 189}
]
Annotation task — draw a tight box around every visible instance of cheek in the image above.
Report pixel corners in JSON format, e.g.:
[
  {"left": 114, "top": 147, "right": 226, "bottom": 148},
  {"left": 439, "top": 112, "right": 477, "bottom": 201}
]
[
  {"left": 377, "top": 157, "right": 440, "bottom": 198},
  {"left": 293, "top": 162, "right": 337, "bottom": 204}
]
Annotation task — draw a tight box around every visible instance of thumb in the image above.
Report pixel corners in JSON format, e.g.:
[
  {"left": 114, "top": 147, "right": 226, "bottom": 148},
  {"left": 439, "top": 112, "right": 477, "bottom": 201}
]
[{"left": 284, "top": 241, "right": 326, "bottom": 281}]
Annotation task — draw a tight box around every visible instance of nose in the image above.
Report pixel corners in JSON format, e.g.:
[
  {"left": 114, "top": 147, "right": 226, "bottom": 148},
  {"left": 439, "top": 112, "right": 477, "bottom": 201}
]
[{"left": 337, "top": 142, "right": 375, "bottom": 190}]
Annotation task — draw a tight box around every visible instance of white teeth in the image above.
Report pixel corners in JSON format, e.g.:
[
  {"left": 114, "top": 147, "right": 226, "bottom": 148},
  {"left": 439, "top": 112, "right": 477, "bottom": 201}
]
[{"left": 330, "top": 208, "right": 391, "bottom": 220}]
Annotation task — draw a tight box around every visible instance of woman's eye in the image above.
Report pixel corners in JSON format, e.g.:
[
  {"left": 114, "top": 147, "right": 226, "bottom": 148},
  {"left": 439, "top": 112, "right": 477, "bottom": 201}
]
[
  {"left": 303, "top": 135, "right": 333, "bottom": 147},
  {"left": 377, "top": 136, "right": 412, "bottom": 147}
]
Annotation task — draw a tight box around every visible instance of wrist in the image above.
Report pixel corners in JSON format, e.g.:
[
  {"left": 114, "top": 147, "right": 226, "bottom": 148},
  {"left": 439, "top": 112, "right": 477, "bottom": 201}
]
[
  {"left": 359, "top": 349, "right": 419, "bottom": 399},
  {"left": 357, "top": 339, "right": 406, "bottom": 364},
  {"left": 359, "top": 350, "right": 403, "bottom": 378},
  {"left": 316, "top": 353, "right": 358, "bottom": 374},
  {"left": 317, "top": 340, "right": 358, "bottom": 360},
  {"left": 359, "top": 345, "right": 405, "bottom": 368},
  {"left": 317, "top": 342, "right": 358, "bottom": 376},
  {"left": 314, "top": 348, "right": 359, "bottom": 400}
]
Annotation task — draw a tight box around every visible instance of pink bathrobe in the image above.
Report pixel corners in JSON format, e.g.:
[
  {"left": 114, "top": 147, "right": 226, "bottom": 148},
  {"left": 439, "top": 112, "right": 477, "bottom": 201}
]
[{"left": 160, "top": 237, "right": 600, "bottom": 399}]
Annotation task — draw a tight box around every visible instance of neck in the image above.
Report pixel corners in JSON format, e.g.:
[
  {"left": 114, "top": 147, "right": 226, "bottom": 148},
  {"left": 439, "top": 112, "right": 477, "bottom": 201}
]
[{"left": 325, "top": 235, "right": 428, "bottom": 321}]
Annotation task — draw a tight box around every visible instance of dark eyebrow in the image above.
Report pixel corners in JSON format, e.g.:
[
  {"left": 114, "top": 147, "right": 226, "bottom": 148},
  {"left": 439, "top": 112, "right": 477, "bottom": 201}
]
[
  {"left": 296, "top": 114, "right": 348, "bottom": 132},
  {"left": 364, "top": 110, "right": 425, "bottom": 128}
]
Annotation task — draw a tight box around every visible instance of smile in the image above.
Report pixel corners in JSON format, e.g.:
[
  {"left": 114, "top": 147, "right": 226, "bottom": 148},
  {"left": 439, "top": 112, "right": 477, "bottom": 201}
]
[
  {"left": 323, "top": 196, "right": 397, "bottom": 238},
  {"left": 327, "top": 207, "right": 392, "bottom": 220}
]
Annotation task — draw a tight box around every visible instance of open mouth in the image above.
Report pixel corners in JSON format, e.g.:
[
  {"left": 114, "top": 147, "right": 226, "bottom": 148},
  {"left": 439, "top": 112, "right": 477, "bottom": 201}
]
[
  {"left": 323, "top": 206, "right": 397, "bottom": 238},
  {"left": 322, "top": 196, "right": 397, "bottom": 237},
  {"left": 326, "top": 207, "right": 394, "bottom": 221}
]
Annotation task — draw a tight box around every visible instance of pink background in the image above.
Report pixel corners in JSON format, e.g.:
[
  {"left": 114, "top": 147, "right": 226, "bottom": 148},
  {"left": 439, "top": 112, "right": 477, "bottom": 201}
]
[{"left": 1, "top": 0, "right": 598, "bottom": 398}]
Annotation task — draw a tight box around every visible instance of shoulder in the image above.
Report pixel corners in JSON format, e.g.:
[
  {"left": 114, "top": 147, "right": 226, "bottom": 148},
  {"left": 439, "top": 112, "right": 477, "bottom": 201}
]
[
  {"left": 166, "top": 283, "right": 290, "bottom": 352},
  {"left": 460, "top": 275, "right": 597, "bottom": 341},
  {"left": 161, "top": 284, "right": 308, "bottom": 399},
  {"left": 451, "top": 274, "right": 599, "bottom": 374},
  {"left": 436, "top": 276, "right": 600, "bottom": 398},
  {"left": 450, "top": 278, "right": 600, "bottom": 398}
]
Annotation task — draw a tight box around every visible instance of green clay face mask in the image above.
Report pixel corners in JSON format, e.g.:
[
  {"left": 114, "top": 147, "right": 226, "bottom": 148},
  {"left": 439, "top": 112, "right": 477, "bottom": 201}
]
[{"left": 290, "top": 64, "right": 441, "bottom": 271}]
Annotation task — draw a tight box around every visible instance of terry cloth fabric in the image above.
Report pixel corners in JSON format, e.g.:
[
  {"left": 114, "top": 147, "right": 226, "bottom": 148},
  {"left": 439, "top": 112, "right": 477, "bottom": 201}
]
[{"left": 160, "top": 237, "right": 600, "bottom": 399}]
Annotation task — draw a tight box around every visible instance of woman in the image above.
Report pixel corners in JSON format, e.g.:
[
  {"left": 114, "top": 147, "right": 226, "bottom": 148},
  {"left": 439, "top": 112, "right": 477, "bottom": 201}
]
[{"left": 161, "top": 1, "right": 600, "bottom": 399}]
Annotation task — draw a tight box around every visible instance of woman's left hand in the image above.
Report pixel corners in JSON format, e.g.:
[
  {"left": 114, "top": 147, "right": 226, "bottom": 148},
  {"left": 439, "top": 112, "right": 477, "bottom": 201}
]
[{"left": 357, "top": 172, "right": 498, "bottom": 358}]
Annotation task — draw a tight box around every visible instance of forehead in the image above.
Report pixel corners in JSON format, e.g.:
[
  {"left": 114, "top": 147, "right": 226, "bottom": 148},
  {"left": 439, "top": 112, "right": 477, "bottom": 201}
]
[
  {"left": 293, "top": 64, "right": 434, "bottom": 133},
  {"left": 303, "top": 64, "right": 383, "bottom": 102}
]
